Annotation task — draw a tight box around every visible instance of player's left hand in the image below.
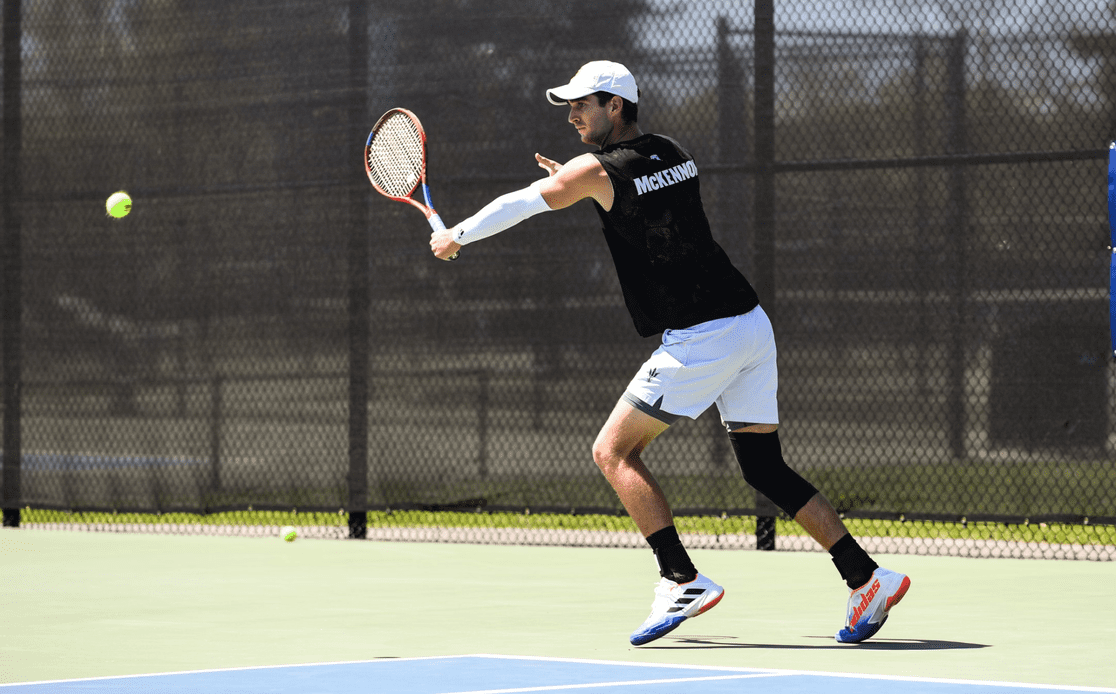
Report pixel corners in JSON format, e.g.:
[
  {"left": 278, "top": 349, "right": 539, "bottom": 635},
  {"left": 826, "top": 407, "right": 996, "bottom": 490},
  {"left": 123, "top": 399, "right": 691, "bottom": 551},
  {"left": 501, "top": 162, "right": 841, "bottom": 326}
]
[
  {"left": 431, "top": 227, "right": 462, "bottom": 261},
  {"left": 535, "top": 153, "right": 562, "bottom": 177}
]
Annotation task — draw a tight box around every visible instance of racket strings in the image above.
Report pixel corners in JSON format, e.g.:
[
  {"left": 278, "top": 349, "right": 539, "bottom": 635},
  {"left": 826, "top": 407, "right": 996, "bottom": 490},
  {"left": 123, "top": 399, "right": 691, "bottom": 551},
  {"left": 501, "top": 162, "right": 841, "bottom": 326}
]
[{"left": 368, "top": 114, "right": 424, "bottom": 197}]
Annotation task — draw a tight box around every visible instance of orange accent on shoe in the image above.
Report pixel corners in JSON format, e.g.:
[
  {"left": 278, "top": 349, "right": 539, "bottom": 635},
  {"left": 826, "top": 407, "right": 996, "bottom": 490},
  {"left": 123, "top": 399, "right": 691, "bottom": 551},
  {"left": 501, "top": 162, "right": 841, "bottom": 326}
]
[
  {"left": 885, "top": 576, "right": 911, "bottom": 611},
  {"left": 697, "top": 589, "right": 724, "bottom": 615}
]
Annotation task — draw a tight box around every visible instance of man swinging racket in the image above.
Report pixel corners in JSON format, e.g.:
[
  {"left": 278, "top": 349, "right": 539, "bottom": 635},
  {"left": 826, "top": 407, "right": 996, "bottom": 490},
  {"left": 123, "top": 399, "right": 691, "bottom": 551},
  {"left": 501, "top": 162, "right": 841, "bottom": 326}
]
[{"left": 429, "top": 60, "right": 910, "bottom": 646}]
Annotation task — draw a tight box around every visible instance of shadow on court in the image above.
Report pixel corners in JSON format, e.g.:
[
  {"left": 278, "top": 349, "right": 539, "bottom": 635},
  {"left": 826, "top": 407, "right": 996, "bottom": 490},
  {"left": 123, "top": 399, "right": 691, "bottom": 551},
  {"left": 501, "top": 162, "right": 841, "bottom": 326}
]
[{"left": 647, "top": 635, "right": 990, "bottom": 651}]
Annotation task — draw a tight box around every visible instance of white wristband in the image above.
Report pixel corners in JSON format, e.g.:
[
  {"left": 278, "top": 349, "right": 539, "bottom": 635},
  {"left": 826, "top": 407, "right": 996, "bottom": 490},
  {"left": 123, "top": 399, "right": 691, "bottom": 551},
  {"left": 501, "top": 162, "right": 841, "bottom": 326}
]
[{"left": 453, "top": 180, "right": 552, "bottom": 246}]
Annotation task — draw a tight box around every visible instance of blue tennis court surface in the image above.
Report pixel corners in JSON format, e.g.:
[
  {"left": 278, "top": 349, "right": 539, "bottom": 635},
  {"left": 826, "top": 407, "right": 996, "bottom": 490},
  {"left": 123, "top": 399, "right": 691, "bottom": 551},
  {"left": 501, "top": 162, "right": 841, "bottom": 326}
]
[{"left": 3, "top": 655, "right": 1113, "bottom": 694}]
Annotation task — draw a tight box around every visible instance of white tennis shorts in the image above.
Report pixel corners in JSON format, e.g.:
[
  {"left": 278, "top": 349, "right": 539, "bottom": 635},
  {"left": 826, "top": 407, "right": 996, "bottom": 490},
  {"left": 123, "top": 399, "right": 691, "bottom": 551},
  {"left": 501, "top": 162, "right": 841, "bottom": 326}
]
[{"left": 621, "top": 307, "right": 779, "bottom": 430}]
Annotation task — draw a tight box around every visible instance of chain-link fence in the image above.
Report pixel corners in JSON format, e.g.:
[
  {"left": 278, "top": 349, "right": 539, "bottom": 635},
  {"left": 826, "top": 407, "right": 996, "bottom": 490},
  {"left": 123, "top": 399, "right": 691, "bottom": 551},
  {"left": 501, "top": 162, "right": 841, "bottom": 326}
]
[{"left": 2, "top": 1, "right": 1113, "bottom": 560}]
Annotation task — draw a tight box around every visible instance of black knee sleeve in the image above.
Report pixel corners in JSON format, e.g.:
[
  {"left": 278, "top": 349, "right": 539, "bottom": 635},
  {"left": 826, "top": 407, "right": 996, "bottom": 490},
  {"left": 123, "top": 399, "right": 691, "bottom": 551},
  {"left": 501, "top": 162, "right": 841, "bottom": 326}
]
[{"left": 729, "top": 430, "right": 818, "bottom": 517}]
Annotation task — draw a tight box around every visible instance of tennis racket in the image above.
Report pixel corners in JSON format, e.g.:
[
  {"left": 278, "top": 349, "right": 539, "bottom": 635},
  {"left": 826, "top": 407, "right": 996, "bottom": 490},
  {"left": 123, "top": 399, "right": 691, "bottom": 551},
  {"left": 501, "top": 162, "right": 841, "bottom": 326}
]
[{"left": 365, "top": 108, "right": 458, "bottom": 260}]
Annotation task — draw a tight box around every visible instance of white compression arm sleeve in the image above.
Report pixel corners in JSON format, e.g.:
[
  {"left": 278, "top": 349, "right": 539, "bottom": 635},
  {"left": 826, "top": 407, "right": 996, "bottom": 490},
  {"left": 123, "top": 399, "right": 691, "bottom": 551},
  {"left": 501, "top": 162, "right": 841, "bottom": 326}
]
[{"left": 453, "top": 180, "right": 552, "bottom": 246}]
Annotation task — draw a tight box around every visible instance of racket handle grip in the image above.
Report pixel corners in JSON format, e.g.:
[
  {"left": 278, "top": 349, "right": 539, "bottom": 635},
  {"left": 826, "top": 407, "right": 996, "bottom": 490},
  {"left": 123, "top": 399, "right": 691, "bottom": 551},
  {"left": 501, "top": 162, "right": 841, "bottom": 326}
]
[{"left": 428, "top": 212, "right": 459, "bottom": 261}]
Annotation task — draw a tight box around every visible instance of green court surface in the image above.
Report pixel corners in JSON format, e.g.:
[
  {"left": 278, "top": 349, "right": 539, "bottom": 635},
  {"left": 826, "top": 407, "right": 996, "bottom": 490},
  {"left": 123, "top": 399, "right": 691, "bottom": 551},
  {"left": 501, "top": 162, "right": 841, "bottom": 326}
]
[{"left": 2, "top": 528, "right": 1113, "bottom": 689}]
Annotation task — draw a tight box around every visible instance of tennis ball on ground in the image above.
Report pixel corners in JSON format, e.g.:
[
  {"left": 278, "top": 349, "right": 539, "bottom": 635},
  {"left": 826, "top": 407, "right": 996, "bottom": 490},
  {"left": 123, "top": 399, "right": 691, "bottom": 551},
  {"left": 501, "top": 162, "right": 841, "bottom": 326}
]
[
  {"left": 280, "top": 525, "right": 297, "bottom": 542},
  {"left": 106, "top": 191, "right": 132, "bottom": 218}
]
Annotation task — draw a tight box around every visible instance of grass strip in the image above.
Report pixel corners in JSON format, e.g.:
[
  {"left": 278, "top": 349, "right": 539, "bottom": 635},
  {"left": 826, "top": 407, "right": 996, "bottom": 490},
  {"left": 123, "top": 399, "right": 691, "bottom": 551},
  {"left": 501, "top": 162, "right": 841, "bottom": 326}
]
[{"left": 20, "top": 508, "right": 1115, "bottom": 547}]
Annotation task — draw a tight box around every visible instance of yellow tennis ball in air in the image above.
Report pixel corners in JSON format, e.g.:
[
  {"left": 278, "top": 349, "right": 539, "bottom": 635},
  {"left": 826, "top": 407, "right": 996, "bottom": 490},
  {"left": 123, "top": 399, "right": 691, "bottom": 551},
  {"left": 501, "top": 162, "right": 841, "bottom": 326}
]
[
  {"left": 106, "top": 191, "right": 132, "bottom": 218},
  {"left": 280, "top": 526, "right": 297, "bottom": 542}
]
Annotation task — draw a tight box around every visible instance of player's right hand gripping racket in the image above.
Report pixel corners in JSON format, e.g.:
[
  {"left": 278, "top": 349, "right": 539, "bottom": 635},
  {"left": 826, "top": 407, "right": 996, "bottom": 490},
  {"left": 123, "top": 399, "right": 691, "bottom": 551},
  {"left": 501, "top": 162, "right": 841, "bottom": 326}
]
[{"left": 365, "top": 108, "right": 458, "bottom": 260}]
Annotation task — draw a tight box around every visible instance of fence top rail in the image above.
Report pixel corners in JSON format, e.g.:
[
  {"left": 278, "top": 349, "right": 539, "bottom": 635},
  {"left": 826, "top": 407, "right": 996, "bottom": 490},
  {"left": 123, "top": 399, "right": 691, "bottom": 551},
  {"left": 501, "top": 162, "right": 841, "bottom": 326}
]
[{"left": 702, "top": 148, "right": 1109, "bottom": 175}]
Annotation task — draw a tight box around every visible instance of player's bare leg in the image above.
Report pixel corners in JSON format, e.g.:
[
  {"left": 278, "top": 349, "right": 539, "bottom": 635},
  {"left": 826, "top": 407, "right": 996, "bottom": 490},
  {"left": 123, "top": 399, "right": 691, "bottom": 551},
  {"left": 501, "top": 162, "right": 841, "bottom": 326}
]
[
  {"left": 794, "top": 492, "right": 851, "bottom": 551},
  {"left": 596, "top": 400, "right": 725, "bottom": 646},
  {"left": 591, "top": 400, "right": 672, "bottom": 536}
]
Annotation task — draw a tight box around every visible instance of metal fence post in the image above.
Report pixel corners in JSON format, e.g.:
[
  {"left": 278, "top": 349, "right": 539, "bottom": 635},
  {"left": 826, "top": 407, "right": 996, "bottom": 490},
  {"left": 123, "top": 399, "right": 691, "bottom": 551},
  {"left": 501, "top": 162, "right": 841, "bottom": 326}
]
[
  {"left": 753, "top": 0, "right": 777, "bottom": 550},
  {"left": 476, "top": 369, "right": 490, "bottom": 480},
  {"left": 1, "top": 0, "right": 23, "bottom": 529},
  {"left": 346, "top": 0, "right": 370, "bottom": 539},
  {"left": 716, "top": 15, "right": 751, "bottom": 276},
  {"left": 946, "top": 29, "right": 970, "bottom": 462},
  {"left": 208, "top": 375, "right": 223, "bottom": 498}
]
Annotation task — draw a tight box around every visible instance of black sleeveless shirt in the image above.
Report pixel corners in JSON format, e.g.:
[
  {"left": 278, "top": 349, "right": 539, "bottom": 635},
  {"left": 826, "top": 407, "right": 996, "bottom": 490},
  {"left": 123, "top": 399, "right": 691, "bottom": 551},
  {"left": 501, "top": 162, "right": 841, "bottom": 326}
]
[{"left": 592, "top": 134, "right": 759, "bottom": 337}]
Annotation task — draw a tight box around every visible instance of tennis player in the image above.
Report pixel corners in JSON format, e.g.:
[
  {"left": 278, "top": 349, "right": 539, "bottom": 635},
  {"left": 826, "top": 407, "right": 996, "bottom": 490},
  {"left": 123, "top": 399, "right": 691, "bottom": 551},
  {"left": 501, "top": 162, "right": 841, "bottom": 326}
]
[{"left": 429, "top": 60, "right": 910, "bottom": 646}]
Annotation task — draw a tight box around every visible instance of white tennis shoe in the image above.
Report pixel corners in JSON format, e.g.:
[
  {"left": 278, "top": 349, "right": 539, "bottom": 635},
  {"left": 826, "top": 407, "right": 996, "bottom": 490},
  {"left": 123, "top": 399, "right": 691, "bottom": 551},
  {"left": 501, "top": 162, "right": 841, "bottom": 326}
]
[
  {"left": 835, "top": 567, "right": 911, "bottom": 644},
  {"left": 629, "top": 573, "right": 724, "bottom": 646}
]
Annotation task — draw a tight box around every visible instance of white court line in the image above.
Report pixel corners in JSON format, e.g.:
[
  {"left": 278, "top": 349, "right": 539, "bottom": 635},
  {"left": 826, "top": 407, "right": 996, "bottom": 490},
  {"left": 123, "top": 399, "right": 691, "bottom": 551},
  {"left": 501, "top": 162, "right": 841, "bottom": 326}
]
[
  {"left": 470, "top": 653, "right": 771, "bottom": 672},
  {"left": 4, "top": 654, "right": 1113, "bottom": 693},
  {"left": 439, "top": 673, "right": 784, "bottom": 694},
  {"left": 734, "top": 666, "right": 1116, "bottom": 693},
  {"left": 0, "top": 656, "right": 452, "bottom": 688},
  {"left": 470, "top": 655, "right": 1116, "bottom": 693}
]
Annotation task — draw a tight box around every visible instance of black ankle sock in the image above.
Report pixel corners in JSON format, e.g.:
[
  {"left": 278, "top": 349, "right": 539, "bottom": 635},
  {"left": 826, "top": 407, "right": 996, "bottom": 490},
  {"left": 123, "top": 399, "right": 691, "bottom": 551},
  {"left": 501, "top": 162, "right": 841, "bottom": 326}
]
[
  {"left": 646, "top": 526, "right": 697, "bottom": 584},
  {"left": 828, "top": 533, "right": 879, "bottom": 589}
]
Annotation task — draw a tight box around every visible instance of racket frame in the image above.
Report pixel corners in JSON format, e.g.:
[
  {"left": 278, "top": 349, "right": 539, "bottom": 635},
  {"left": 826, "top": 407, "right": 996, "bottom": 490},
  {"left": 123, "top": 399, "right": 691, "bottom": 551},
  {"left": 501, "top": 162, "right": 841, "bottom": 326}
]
[{"left": 365, "top": 108, "right": 457, "bottom": 259}]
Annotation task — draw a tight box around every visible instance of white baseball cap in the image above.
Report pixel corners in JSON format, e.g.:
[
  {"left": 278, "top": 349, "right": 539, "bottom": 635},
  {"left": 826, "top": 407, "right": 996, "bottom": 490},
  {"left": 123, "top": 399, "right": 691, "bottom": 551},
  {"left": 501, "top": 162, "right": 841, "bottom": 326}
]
[{"left": 546, "top": 60, "right": 639, "bottom": 106}]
